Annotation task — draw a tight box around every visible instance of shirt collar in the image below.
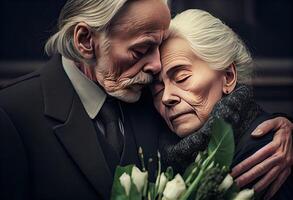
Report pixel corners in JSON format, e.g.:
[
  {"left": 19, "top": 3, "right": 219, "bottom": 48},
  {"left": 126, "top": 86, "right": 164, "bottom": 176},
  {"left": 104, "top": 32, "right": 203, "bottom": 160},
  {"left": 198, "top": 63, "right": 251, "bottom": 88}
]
[{"left": 62, "top": 56, "right": 106, "bottom": 119}]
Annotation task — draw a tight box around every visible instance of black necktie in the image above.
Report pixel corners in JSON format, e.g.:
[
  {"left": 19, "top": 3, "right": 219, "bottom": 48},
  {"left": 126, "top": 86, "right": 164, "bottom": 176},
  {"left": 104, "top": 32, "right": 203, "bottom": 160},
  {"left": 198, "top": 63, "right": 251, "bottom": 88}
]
[{"left": 98, "top": 97, "right": 124, "bottom": 157}]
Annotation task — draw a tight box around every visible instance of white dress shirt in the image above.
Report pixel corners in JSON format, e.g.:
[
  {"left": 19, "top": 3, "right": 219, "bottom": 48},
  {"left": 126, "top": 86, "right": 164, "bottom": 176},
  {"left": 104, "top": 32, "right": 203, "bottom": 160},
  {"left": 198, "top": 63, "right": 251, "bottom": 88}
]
[{"left": 62, "top": 57, "right": 124, "bottom": 136}]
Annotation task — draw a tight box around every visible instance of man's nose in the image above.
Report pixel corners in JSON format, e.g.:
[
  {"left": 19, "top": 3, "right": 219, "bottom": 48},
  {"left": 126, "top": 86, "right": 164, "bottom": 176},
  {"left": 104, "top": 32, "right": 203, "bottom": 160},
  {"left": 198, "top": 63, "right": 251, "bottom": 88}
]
[
  {"left": 143, "top": 47, "right": 161, "bottom": 75},
  {"left": 162, "top": 87, "right": 180, "bottom": 107}
]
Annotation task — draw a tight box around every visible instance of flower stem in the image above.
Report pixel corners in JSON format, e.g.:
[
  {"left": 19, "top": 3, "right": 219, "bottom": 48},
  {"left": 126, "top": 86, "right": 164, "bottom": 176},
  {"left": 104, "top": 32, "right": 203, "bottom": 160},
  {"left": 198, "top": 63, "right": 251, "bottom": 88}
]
[
  {"left": 139, "top": 147, "right": 146, "bottom": 171},
  {"left": 180, "top": 169, "right": 204, "bottom": 200}
]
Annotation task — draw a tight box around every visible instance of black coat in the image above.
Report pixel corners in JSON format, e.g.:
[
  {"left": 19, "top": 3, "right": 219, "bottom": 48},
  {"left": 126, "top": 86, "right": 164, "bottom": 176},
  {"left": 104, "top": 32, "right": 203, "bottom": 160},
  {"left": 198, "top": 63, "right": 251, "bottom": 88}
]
[
  {"left": 0, "top": 56, "right": 162, "bottom": 200},
  {"left": 232, "top": 112, "right": 293, "bottom": 200}
]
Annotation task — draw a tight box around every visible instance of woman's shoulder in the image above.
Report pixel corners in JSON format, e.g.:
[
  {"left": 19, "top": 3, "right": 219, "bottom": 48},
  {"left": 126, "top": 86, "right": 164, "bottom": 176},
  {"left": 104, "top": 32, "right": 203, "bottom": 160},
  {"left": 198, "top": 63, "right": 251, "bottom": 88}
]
[
  {"left": 232, "top": 111, "right": 292, "bottom": 165},
  {"left": 232, "top": 111, "right": 274, "bottom": 167}
]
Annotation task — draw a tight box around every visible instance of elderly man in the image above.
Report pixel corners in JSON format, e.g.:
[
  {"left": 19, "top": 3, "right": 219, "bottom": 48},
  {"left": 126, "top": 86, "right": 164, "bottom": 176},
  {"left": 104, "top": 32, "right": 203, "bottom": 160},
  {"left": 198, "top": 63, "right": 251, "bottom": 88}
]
[
  {"left": 0, "top": 0, "right": 292, "bottom": 200},
  {"left": 0, "top": 0, "right": 170, "bottom": 199}
]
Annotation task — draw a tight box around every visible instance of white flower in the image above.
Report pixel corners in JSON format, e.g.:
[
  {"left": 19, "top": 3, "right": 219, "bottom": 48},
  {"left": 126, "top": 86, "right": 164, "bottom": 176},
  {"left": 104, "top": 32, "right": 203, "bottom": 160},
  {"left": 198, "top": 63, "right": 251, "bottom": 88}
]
[
  {"left": 119, "top": 172, "right": 131, "bottom": 196},
  {"left": 157, "top": 173, "right": 168, "bottom": 194},
  {"left": 233, "top": 189, "right": 254, "bottom": 200},
  {"left": 218, "top": 174, "right": 234, "bottom": 192},
  {"left": 163, "top": 174, "right": 186, "bottom": 200},
  {"left": 131, "top": 166, "right": 148, "bottom": 193}
]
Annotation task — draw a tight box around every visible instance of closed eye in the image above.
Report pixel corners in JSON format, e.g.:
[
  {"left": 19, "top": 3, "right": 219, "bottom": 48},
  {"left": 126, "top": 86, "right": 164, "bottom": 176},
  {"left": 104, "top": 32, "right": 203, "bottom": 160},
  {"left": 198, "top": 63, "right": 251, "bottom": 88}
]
[
  {"left": 174, "top": 74, "right": 191, "bottom": 83},
  {"left": 167, "top": 65, "right": 192, "bottom": 84},
  {"left": 132, "top": 50, "right": 144, "bottom": 59},
  {"left": 175, "top": 76, "right": 190, "bottom": 83},
  {"left": 132, "top": 45, "right": 150, "bottom": 59}
]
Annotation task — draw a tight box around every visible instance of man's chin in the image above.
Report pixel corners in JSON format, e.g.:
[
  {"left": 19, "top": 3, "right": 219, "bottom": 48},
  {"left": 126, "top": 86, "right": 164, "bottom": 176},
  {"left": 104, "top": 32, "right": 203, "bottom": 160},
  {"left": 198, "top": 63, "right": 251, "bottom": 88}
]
[{"left": 107, "top": 89, "right": 142, "bottom": 103}]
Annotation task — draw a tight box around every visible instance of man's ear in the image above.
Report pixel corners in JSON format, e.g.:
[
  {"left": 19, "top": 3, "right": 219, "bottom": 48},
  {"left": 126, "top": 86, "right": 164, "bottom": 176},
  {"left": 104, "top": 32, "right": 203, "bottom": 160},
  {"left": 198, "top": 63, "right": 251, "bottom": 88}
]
[
  {"left": 222, "top": 63, "right": 237, "bottom": 94},
  {"left": 73, "top": 22, "right": 97, "bottom": 60}
]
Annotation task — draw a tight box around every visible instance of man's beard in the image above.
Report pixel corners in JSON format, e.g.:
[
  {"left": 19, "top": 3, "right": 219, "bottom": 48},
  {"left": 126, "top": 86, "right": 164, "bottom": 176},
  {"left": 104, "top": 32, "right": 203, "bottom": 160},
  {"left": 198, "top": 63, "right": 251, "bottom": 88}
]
[
  {"left": 94, "top": 49, "right": 153, "bottom": 103},
  {"left": 107, "top": 71, "right": 153, "bottom": 103}
]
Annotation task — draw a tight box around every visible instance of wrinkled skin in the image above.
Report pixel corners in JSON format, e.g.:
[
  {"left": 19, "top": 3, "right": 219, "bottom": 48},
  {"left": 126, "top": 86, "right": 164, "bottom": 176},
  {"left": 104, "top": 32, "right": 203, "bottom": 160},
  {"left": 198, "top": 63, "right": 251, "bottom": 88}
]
[{"left": 152, "top": 36, "right": 293, "bottom": 199}]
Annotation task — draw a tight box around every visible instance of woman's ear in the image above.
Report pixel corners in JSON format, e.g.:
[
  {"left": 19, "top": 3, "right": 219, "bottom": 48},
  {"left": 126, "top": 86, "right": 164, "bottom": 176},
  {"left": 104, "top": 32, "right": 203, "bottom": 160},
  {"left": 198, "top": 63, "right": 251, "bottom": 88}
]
[
  {"left": 222, "top": 63, "right": 237, "bottom": 94},
  {"left": 73, "top": 22, "right": 97, "bottom": 60}
]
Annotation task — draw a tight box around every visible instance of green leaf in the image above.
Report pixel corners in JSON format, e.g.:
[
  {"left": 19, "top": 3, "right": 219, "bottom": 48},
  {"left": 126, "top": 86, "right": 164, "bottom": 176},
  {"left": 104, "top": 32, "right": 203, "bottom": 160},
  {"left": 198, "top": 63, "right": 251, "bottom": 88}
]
[
  {"left": 113, "top": 195, "right": 129, "bottom": 200},
  {"left": 111, "top": 165, "right": 134, "bottom": 200},
  {"left": 183, "top": 151, "right": 208, "bottom": 182},
  {"left": 208, "top": 118, "right": 234, "bottom": 168},
  {"left": 183, "top": 162, "right": 197, "bottom": 180},
  {"left": 148, "top": 182, "right": 157, "bottom": 200},
  {"left": 129, "top": 181, "right": 142, "bottom": 199}
]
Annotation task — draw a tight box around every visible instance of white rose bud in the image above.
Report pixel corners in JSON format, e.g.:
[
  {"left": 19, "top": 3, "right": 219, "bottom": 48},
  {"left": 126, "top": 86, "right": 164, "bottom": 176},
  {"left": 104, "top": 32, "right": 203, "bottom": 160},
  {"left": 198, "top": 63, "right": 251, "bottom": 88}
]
[
  {"left": 233, "top": 189, "right": 254, "bottom": 200},
  {"left": 163, "top": 174, "right": 186, "bottom": 200},
  {"left": 119, "top": 172, "right": 131, "bottom": 196},
  {"left": 158, "top": 173, "right": 168, "bottom": 194},
  {"left": 218, "top": 174, "right": 234, "bottom": 192},
  {"left": 131, "top": 166, "right": 148, "bottom": 193},
  {"left": 194, "top": 153, "right": 202, "bottom": 163}
]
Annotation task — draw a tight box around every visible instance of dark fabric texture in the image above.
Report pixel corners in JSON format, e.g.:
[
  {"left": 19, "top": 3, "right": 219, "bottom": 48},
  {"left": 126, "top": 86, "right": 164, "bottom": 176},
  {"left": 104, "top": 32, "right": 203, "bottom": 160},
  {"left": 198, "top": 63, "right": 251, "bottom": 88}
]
[
  {"left": 159, "top": 84, "right": 263, "bottom": 168},
  {"left": 97, "top": 97, "right": 124, "bottom": 157},
  {"left": 0, "top": 55, "right": 162, "bottom": 200}
]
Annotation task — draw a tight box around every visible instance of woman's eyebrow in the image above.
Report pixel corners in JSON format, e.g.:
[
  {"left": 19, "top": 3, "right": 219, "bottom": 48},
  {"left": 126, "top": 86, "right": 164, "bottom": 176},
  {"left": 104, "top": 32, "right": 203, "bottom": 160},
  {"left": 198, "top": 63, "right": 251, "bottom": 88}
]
[{"left": 166, "top": 64, "right": 191, "bottom": 78}]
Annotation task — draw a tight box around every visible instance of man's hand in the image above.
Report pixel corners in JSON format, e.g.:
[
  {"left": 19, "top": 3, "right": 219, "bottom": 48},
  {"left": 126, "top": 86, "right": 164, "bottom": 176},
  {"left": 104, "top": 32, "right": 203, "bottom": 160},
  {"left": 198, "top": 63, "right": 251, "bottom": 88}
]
[{"left": 231, "top": 117, "right": 293, "bottom": 200}]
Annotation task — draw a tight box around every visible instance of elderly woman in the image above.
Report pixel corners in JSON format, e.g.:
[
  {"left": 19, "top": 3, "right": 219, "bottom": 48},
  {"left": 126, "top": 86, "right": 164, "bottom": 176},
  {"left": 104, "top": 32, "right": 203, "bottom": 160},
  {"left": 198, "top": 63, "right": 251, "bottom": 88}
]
[{"left": 151, "top": 9, "right": 293, "bottom": 199}]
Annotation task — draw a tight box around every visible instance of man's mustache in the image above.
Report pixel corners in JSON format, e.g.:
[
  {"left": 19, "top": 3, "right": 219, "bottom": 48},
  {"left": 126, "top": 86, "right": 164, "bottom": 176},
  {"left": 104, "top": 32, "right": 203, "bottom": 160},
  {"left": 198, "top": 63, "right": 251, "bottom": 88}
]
[{"left": 122, "top": 71, "right": 153, "bottom": 87}]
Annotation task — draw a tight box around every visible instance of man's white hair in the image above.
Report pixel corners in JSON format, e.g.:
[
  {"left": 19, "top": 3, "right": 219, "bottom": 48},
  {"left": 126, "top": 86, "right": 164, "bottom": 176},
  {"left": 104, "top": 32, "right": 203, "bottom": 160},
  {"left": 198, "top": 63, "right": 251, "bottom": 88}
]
[
  {"left": 45, "top": 0, "right": 169, "bottom": 63},
  {"left": 168, "top": 9, "right": 253, "bottom": 83}
]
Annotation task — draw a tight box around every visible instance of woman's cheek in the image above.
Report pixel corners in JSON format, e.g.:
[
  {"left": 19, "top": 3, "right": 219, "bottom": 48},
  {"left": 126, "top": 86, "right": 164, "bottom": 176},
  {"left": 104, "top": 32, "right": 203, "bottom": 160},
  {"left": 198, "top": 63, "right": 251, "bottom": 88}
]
[{"left": 197, "top": 88, "right": 223, "bottom": 121}]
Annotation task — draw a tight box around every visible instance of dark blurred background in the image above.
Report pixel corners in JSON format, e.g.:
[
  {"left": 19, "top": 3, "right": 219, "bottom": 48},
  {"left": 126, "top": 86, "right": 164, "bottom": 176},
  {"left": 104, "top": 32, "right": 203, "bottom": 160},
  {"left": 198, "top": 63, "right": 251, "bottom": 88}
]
[{"left": 0, "top": 0, "right": 292, "bottom": 115}]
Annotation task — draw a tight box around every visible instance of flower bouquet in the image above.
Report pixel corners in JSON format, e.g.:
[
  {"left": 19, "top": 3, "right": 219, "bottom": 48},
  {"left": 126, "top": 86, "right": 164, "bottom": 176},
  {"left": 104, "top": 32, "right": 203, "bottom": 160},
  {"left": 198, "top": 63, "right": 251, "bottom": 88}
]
[{"left": 110, "top": 118, "right": 254, "bottom": 200}]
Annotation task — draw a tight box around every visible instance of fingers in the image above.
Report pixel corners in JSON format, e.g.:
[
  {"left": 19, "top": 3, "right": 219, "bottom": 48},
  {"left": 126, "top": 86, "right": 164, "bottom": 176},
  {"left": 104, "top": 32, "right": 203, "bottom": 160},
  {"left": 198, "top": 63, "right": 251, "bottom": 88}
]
[
  {"left": 251, "top": 118, "right": 281, "bottom": 137},
  {"left": 232, "top": 116, "right": 292, "bottom": 197},
  {"left": 233, "top": 126, "right": 292, "bottom": 196},
  {"left": 264, "top": 168, "right": 291, "bottom": 200},
  {"left": 251, "top": 117, "right": 293, "bottom": 137},
  {"left": 235, "top": 154, "right": 282, "bottom": 188},
  {"left": 253, "top": 165, "right": 280, "bottom": 193},
  {"left": 231, "top": 142, "right": 278, "bottom": 177}
]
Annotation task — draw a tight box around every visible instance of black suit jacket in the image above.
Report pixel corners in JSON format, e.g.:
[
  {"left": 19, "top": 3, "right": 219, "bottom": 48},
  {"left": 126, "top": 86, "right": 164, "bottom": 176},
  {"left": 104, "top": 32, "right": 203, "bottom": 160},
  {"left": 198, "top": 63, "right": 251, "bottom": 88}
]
[{"left": 0, "top": 56, "right": 162, "bottom": 200}]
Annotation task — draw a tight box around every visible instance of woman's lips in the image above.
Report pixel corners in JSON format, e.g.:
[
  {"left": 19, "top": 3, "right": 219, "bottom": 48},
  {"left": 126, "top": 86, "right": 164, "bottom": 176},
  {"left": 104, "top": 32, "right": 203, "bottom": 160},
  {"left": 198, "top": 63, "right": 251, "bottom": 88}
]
[{"left": 169, "top": 111, "right": 194, "bottom": 123}]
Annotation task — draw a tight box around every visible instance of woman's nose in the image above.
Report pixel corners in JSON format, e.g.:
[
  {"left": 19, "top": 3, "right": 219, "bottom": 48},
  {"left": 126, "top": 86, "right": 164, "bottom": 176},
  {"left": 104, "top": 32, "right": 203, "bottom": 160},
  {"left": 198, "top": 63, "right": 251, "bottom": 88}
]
[{"left": 162, "top": 89, "right": 180, "bottom": 107}]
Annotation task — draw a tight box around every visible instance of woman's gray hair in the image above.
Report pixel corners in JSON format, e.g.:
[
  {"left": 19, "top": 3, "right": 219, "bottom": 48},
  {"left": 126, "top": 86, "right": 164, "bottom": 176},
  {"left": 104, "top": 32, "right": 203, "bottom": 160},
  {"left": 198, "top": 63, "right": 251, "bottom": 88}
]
[
  {"left": 168, "top": 9, "right": 253, "bottom": 83},
  {"left": 45, "top": 0, "right": 169, "bottom": 63}
]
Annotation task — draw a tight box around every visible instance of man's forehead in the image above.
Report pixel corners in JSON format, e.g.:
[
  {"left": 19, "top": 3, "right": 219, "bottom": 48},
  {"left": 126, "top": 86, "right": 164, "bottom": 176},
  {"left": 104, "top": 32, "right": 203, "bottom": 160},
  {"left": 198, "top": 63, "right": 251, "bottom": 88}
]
[
  {"left": 129, "top": 20, "right": 166, "bottom": 36},
  {"left": 129, "top": 33, "right": 164, "bottom": 49},
  {"left": 112, "top": 15, "right": 168, "bottom": 38},
  {"left": 110, "top": 0, "right": 170, "bottom": 37}
]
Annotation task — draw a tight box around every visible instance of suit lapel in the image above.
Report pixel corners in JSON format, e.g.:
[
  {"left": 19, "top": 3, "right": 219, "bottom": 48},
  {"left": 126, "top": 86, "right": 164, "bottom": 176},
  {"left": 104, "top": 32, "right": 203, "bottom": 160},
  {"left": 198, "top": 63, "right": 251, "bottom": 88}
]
[
  {"left": 40, "top": 55, "right": 112, "bottom": 198},
  {"left": 54, "top": 95, "right": 112, "bottom": 197}
]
